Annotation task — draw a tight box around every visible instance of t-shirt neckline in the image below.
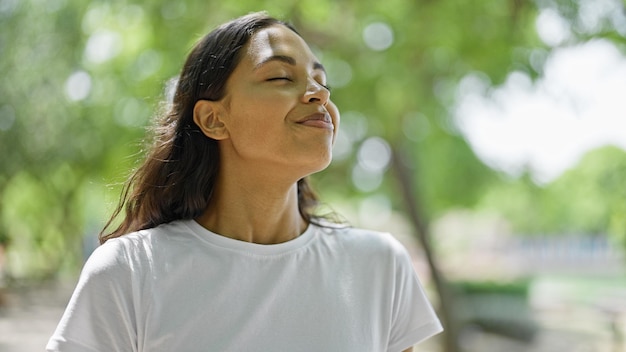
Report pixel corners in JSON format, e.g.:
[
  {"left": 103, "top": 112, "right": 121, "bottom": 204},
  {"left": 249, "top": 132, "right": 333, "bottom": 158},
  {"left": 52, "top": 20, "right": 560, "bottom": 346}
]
[{"left": 181, "top": 219, "right": 317, "bottom": 256}]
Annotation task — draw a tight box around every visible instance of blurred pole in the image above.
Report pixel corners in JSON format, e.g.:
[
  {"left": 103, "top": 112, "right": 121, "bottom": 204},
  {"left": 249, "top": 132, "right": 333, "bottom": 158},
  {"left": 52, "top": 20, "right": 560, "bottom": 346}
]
[{"left": 391, "top": 146, "right": 460, "bottom": 352}]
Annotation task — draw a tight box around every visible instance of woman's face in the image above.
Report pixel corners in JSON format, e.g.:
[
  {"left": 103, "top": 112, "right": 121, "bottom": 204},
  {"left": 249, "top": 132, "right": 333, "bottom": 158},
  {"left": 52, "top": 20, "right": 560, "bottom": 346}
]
[{"left": 216, "top": 24, "right": 340, "bottom": 177}]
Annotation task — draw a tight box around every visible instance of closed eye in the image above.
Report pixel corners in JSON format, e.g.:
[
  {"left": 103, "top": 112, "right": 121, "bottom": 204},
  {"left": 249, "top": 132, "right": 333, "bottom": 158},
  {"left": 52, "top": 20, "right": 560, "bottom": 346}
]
[
  {"left": 267, "top": 77, "right": 292, "bottom": 82},
  {"left": 267, "top": 77, "right": 330, "bottom": 92}
]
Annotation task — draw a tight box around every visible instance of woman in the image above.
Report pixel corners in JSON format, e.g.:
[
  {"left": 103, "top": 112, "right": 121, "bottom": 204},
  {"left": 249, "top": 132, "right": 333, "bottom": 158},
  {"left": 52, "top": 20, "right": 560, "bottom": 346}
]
[{"left": 47, "top": 12, "right": 442, "bottom": 352}]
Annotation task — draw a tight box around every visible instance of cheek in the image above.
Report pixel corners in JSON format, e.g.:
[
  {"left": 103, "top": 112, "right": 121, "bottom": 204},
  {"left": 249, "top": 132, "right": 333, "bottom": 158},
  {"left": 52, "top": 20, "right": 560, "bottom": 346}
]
[
  {"left": 225, "top": 108, "right": 286, "bottom": 149},
  {"left": 332, "top": 115, "right": 340, "bottom": 144},
  {"left": 327, "top": 102, "right": 341, "bottom": 144}
]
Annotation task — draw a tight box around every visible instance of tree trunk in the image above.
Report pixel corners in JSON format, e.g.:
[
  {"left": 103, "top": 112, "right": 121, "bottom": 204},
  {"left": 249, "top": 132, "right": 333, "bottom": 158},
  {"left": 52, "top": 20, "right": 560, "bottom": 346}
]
[{"left": 391, "top": 146, "right": 460, "bottom": 352}]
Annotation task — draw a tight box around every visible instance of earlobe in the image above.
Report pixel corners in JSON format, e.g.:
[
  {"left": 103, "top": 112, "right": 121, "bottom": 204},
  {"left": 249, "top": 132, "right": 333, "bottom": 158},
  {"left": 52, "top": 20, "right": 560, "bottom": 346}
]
[{"left": 193, "top": 100, "right": 229, "bottom": 140}]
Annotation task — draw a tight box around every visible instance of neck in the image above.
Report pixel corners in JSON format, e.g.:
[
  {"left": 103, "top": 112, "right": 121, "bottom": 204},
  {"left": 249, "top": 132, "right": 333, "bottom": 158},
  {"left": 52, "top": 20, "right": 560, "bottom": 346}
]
[{"left": 195, "top": 170, "right": 307, "bottom": 245}]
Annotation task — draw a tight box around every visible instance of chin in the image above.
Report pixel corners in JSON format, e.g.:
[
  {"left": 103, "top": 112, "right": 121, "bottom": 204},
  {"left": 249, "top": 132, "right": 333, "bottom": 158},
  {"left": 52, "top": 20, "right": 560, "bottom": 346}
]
[
  {"left": 313, "top": 154, "right": 333, "bottom": 173},
  {"left": 302, "top": 153, "right": 333, "bottom": 176}
]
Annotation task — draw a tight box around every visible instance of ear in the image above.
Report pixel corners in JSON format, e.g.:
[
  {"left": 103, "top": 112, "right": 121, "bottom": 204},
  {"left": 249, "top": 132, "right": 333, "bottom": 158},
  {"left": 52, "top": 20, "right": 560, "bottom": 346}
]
[{"left": 193, "top": 100, "right": 229, "bottom": 140}]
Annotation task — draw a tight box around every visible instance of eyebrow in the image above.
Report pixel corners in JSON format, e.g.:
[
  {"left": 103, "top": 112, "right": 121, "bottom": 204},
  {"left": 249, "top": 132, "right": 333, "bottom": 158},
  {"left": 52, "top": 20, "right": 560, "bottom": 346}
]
[{"left": 254, "top": 55, "right": 326, "bottom": 72}]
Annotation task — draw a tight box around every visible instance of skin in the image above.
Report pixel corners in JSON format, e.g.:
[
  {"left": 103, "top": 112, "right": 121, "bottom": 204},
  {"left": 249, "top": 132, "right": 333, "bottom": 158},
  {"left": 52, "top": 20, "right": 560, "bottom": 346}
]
[{"left": 193, "top": 24, "right": 338, "bottom": 244}]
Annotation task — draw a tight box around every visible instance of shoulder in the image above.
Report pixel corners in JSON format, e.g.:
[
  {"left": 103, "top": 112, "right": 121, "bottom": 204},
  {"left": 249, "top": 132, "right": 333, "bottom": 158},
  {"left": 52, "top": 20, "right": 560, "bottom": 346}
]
[
  {"left": 317, "top": 225, "right": 410, "bottom": 260},
  {"left": 84, "top": 220, "right": 193, "bottom": 276}
]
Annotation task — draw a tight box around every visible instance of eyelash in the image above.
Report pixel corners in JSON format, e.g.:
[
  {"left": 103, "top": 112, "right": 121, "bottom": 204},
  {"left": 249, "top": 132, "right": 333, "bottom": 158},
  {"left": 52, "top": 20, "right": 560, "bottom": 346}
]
[
  {"left": 268, "top": 77, "right": 331, "bottom": 92},
  {"left": 268, "top": 77, "right": 292, "bottom": 82}
]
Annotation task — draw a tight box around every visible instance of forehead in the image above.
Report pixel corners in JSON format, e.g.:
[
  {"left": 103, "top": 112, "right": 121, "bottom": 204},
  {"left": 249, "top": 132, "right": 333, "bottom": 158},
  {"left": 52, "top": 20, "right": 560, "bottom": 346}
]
[{"left": 244, "top": 25, "right": 318, "bottom": 66}]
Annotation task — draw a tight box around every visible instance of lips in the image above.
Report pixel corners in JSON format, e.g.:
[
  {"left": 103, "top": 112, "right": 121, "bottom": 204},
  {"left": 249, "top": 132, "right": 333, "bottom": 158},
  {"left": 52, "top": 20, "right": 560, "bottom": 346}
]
[{"left": 297, "top": 112, "right": 334, "bottom": 130}]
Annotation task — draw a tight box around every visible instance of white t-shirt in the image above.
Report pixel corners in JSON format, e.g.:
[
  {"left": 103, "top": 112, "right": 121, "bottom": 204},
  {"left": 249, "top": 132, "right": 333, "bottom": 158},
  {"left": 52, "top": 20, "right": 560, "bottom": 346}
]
[{"left": 47, "top": 220, "right": 442, "bottom": 352}]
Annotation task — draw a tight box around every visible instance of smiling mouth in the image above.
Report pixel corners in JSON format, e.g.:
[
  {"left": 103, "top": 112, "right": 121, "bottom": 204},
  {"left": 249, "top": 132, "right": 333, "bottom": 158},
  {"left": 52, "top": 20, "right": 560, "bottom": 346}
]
[{"left": 297, "top": 113, "right": 334, "bottom": 130}]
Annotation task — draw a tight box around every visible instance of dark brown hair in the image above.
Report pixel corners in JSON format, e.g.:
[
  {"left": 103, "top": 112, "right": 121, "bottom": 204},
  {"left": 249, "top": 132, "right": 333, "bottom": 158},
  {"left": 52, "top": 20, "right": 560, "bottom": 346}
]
[{"left": 100, "top": 12, "right": 331, "bottom": 244}]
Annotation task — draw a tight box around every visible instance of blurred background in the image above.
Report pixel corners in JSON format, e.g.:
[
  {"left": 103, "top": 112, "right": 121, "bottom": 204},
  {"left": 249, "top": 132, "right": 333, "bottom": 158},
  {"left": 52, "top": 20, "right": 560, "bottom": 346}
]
[{"left": 1, "top": 0, "right": 625, "bottom": 351}]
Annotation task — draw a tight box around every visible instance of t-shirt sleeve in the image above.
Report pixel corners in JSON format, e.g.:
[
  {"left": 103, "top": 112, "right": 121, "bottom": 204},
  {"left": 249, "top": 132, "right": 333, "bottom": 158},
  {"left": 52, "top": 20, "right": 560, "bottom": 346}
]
[
  {"left": 387, "top": 237, "right": 443, "bottom": 352},
  {"left": 46, "top": 239, "right": 139, "bottom": 352}
]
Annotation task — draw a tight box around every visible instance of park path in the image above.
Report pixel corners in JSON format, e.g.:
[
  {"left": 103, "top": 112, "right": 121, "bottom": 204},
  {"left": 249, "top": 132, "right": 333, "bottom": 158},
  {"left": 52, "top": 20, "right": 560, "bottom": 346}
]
[{"left": 0, "top": 282, "right": 73, "bottom": 352}]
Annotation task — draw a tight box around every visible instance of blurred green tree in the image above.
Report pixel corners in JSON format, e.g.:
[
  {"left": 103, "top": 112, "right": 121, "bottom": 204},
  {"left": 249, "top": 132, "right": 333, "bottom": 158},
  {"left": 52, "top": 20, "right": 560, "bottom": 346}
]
[
  {"left": 2, "top": 0, "right": 626, "bottom": 351},
  {"left": 485, "top": 146, "right": 626, "bottom": 245},
  {"left": 0, "top": 0, "right": 536, "bottom": 278}
]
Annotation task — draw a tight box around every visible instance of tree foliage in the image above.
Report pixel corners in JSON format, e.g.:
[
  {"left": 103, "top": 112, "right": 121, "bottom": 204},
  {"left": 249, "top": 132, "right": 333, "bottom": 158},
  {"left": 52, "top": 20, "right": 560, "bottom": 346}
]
[
  {"left": 1, "top": 0, "right": 624, "bottom": 280},
  {"left": 481, "top": 146, "right": 626, "bottom": 243}
]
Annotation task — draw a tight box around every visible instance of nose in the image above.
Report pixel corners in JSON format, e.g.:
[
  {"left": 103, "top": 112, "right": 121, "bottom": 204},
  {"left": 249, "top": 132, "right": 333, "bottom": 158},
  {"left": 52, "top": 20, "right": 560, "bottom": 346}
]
[{"left": 302, "top": 79, "right": 330, "bottom": 105}]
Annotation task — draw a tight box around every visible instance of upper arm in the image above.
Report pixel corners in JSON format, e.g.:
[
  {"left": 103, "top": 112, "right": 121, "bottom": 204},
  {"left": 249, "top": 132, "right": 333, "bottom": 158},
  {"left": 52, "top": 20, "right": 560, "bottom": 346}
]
[
  {"left": 47, "top": 240, "right": 140, "bottom": 351},
  {"left": 387, "top": 234, "right": 443, "bottom": 350}
]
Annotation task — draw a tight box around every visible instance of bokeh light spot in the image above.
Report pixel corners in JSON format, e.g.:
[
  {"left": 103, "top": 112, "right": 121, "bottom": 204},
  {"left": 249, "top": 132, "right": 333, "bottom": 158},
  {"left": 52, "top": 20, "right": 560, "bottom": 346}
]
[
  {"left": 357, "top": 136, "right": 391, "bottom": 173},
  {"left": 536, "top": 8, "right": 571, "bottom": 47},
  {"left": 65, "top": 71, "right": 92, "bottom": 102},
  {"left": 351, "top": 164, "right": 383, "bottom": 192},
  {"left": 85, "top": 30, "right": 122, "bottom": 64},
  {"left": 363, "top": 22, "right": 394, "bottom": 51}
]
